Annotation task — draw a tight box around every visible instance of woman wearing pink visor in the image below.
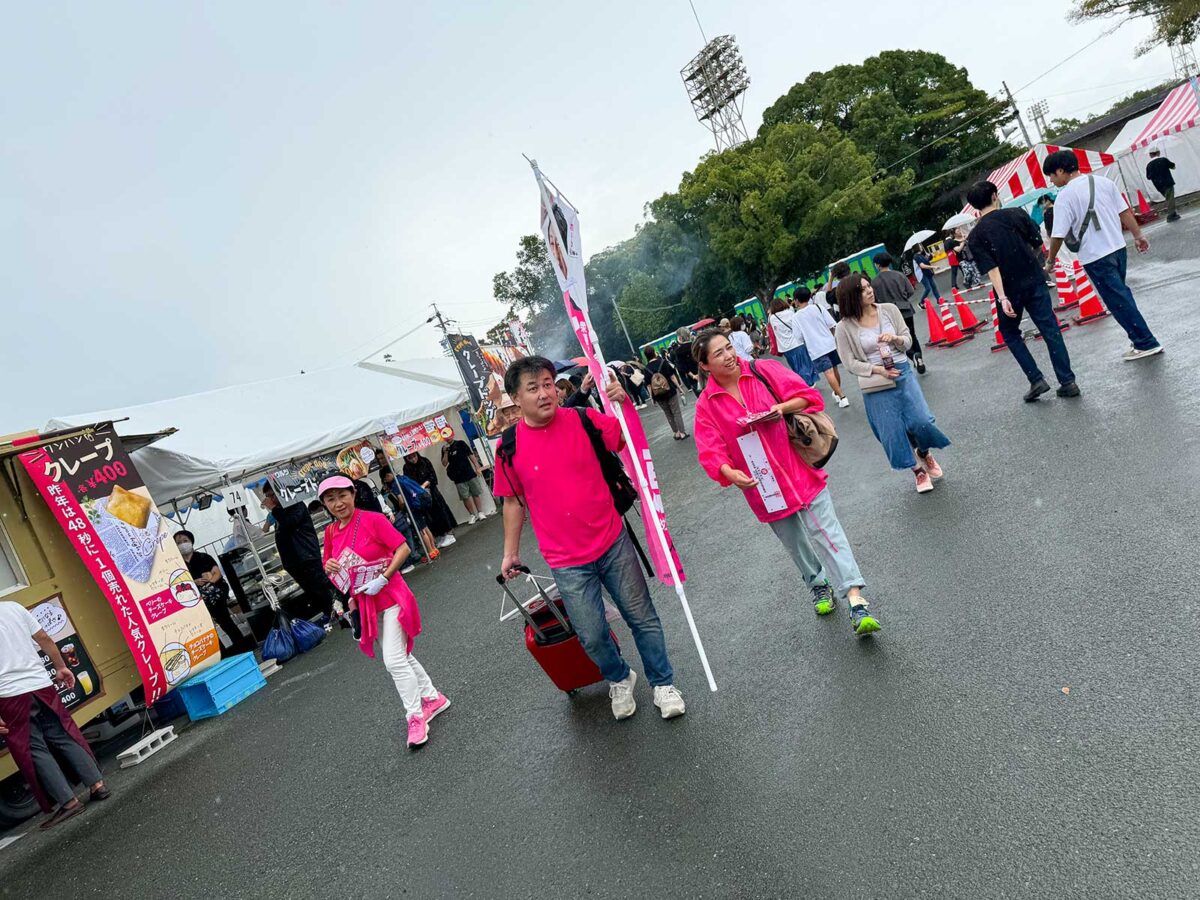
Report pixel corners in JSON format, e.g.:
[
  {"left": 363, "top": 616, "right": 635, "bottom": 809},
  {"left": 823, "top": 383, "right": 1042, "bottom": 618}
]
[{"left": 318, "top": 475, "right": 449, "bottom": 749}]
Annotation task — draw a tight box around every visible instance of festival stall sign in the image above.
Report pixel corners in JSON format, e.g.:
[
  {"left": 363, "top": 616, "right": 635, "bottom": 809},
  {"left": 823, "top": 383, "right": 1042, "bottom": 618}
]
[
  {"left": 334, "top": 440, "right": 379, "bottom": 480},
  {"left": 17, "top": 424, "right": 219, "bottom": 704},
  {"left": 380, "top": 415, "right": 455, "bottom": 458},
  {"left": 529, "top": 160, "right": 717, "bottom": 692}
]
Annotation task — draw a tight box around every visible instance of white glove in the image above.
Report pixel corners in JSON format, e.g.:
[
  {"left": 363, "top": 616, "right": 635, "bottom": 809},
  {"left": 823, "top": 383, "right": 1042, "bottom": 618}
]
[{"left": 361, "top": 575, "right": 389, "bottom": 596}]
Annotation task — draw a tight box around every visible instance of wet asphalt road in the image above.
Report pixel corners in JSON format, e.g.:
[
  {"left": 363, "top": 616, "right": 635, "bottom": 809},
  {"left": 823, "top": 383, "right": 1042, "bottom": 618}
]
[{"left": 3, "top": 216, "right": 1199, "bottom": 899}]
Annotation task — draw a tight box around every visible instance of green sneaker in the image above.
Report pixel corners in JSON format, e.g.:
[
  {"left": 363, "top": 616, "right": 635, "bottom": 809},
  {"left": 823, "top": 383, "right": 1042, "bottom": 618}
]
[
  {"left": 850, "top": 604, "right": 881, "bottom": 637},
  {"left": 811, "top": 582, "right": 836, "bottom": 616}
]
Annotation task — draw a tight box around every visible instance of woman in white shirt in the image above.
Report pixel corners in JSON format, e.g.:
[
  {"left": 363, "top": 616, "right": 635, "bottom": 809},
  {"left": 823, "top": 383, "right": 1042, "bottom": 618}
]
[
  {"left": 792, "top": 288, "right": 849, "bottom": 408},
  {"left": 767, "top": 297, "right": 816, "bottom": 385},
  {"left": 728, "top": 316, "right": 755, "bottom": 360}
]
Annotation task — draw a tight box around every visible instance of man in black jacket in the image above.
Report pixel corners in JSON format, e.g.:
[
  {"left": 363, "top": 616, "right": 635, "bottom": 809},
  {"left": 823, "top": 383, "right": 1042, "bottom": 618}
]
[
  {"left": 261, "top": 482, "right": 336, "bottom": 618},
  {"left": 1146, "top": 145, "right": 1180, "bottom": 222}
]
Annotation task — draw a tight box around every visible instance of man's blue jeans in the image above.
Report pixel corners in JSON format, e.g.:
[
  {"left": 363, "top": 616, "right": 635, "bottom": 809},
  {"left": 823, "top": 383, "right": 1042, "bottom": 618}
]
[
  {"left": 998, "top": 282, "right": 1076, "bottom": 387},
  {"left": 551, "top": 529, "right": 674, "bottom": 687},
  {"left": 1083, "top": 248, "right": 1159, "bottom": 351}
]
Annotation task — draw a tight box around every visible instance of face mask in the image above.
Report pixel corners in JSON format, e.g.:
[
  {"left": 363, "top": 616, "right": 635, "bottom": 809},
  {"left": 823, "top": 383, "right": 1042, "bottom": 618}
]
[{"left": 177, "top": 542, "right": 194, "bottom": 554}]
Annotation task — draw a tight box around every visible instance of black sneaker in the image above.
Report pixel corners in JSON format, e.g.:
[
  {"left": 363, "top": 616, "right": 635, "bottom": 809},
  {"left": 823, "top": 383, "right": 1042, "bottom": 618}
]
[
  {"left": 1056, "top": 382, "right": 1080, "bottom": 398},
  {"left": 914, "top": 355, "right": 927, "bottom": 374},
  {"left": 1023, "top": 380, "right": 1051, "bottom": 402}
]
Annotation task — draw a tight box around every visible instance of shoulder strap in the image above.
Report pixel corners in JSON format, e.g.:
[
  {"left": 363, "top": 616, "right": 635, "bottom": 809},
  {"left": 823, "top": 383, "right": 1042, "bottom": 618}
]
[
  {"left": 574, "top": 407, "right": 607, "bottom": 456},
  {"left": 749, "top": 361, "right": 782, "bottom": 404}
]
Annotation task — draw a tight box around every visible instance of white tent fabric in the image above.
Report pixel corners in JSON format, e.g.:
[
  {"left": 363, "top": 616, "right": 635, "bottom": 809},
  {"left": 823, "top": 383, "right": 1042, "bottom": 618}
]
[
  {"left": 963, "top": 143, "right": 1117, "bottom": 213},
  {"left": 357, "top": 355, "right": 464, "bottom": 389},
  {"left": 1101, "top": 95, "right": 1200, "bottom": 203},
  {"left": 1128, "top": 79, "right": 1200, "bottom": 149},
  {"left": 45, "top": 365, "right": 467, "bottom": 501}
]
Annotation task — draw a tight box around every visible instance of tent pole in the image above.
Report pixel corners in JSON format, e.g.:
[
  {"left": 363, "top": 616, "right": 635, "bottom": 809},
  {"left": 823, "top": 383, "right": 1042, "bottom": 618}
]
[{"left": 374, "top": 437, "right": 436, "bottom": 562}]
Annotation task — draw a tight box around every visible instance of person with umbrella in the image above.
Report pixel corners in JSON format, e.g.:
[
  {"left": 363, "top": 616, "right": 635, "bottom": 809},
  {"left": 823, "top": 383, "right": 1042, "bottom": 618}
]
[{"left": 905, "top": 230, "right": 942, "bottom": 308}]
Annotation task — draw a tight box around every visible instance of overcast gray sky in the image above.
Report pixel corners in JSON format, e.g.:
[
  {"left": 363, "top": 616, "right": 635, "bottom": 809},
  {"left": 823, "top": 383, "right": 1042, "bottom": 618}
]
[{"left": 1, "top": 1, "right": 1173, "bottom": 433}]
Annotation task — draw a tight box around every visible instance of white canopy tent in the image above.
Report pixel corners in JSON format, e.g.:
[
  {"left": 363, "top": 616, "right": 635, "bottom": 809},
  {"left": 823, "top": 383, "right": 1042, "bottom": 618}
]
[
  {"left": 1101, "top": 81, "right": 1200, "bottom": 204},
  {"left": 45, "top": 365, "right": 467, "bottom": 502}
]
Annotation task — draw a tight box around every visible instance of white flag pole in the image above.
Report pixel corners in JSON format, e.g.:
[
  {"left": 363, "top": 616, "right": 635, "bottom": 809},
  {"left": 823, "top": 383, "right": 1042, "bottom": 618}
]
[{"left": 531, "top": 162, "right": 717, "bottom": 692}]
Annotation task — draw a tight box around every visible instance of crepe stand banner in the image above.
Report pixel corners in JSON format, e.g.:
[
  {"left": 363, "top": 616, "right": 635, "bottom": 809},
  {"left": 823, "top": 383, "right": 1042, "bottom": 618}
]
[
  {"left": 380, "top": 415, "right": 455, "bottom": 458},
  {"left": 17, "top": 423, "right": 219, "bottom": 703},
  {"left": 530, "top": 160, "right": 717, "bottom": 692}
]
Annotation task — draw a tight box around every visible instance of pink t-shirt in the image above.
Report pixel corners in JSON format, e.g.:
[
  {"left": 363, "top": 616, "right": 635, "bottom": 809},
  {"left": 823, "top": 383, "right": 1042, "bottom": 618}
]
[
  {"left": 493, "top": 406, "right": 625, "bottom": 568},
  {"left": 693, "top": 358, "right": 828, "bottom": 523},
  {"left": 322, "top": 509, "right": 421, "bottom": 656}
]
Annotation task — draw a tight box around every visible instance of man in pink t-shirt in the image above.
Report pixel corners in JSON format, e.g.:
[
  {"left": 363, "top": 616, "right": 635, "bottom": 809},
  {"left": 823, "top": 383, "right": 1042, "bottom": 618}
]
[{"left": 495, "top": 357, "right": 686, "bottom": 722}]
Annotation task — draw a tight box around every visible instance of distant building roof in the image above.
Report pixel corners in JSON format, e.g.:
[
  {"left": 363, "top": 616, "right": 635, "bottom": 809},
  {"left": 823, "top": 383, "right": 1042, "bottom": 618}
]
[{"left": 1054, "top": 84, "right": 1178, "bottom": 145}]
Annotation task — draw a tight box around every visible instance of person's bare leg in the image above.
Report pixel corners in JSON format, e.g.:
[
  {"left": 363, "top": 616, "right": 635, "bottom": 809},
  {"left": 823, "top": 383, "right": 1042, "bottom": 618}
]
[
  {"left": 463, "top": 496, "right": 480, "bottom": 516},
  {"left": 824, "top": 367, "right": 843, "bottom": 398}
]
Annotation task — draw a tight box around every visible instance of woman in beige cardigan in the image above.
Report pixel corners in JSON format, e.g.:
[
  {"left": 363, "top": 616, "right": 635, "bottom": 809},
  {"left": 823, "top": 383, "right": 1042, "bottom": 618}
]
[{"left": 834, "top": 273, "right": 951, "bottom": 494}]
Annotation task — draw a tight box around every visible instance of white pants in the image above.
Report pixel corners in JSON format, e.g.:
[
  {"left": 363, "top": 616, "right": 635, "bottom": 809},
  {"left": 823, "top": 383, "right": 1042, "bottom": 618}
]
[{"left": 379, "top": 607, "right": 437, "bottom": 718}]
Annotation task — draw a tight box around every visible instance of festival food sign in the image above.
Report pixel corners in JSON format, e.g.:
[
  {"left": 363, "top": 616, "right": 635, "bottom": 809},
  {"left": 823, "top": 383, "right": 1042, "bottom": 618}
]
[
  {"left": 17, "top": 424, "right": 219, "bottom": 704},
  {"left": 380, "top": 415, "right": 455, "bottom": 457}
]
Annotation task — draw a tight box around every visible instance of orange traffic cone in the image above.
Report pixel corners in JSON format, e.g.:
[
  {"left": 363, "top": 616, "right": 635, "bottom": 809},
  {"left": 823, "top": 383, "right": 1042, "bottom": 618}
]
[
  {"left": 938, "top": 298, "right": 972, "bottom": 346},
  {"left": 1072, "top": 261, "right": 1109, "bottom": 325},
  {"left": 924, "top": 297, "right": 946, "bottom": 346},
  {"left": 1054, "top": 257, "right": 1078, "bottom": 311},
  {"left": 989, "top": 295, "right": 1008, "bottom": 353},
  {"left": 1136, "top": 190, "right": 1152, "bottom": 216},
  {"left": 951, "top": 287, "right": 985, "bottom": 333}
]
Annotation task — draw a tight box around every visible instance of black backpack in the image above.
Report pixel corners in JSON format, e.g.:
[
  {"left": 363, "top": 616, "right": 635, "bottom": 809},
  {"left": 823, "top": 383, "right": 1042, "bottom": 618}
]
[{"left": 497, "top": 407, "right": 651, "bottom": 572}]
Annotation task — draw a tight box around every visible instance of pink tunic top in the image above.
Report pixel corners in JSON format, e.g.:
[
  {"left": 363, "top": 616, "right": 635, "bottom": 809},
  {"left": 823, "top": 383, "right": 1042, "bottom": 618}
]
[
  {"left": 322, "top": 510, "right": 421, "bottom": 657},
  {"left": 693, "top": 358, "right": 828, "bottom": 523}
]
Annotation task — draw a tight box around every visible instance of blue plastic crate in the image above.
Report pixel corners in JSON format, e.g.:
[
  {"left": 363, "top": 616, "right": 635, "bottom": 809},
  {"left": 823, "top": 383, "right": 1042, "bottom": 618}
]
[{"left": 176, "top": 653, "right": 266, "bottom": 721}]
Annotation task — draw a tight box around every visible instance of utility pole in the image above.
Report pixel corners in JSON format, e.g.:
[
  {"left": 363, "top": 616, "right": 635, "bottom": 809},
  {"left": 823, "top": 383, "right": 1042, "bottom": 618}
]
[
  {"left": 430, "top": 303, "right": 497, "bottom": 471},
  {"left": 1003, "top": 80, "right": 1033, "bottom": 147},
  {"left": 611, "top": 299, "right": 637, "bottom": 359}
]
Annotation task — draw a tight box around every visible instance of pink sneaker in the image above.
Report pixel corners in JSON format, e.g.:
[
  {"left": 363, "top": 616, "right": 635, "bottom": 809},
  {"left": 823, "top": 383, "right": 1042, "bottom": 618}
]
[
  {"left": 406, "top": 714, "right": 429, "bottom": 749},
  {"left": 421, "top": 692, "right": 451, "bottom": 724}
]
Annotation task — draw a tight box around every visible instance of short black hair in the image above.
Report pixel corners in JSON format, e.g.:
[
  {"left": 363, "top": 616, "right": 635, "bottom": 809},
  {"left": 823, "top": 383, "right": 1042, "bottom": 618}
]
[
  {"left": 1039, "top": 194, "right": 1055, "bottom": 205},
  {"left": 644, "top": 346, "right": 658, "bottom": 360},
  {"left": 873, "top": 252, "right": 894, "bottom": 269},
  {"left": 503, "top": 355, "right": 556, "bottom": 395},
  {"left": 966, "top": 180, "right": 999, "bottom": 211},
  {"left": 1042, "top": 149, "right": 1079, "bottom": 176},
  {"left": 794, "top": 286, "right": 812, "bottom": 303},
  {"left": 175, "top": 530, "right": 195, "bottom": 543},
  {"left": 831, "top": 261, "right": 852, "bottom": 279}
]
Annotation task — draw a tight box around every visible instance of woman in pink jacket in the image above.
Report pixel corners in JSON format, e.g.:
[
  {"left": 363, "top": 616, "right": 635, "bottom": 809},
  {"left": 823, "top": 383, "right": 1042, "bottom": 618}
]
[
  {"left": 691, "top": 331, "right": 880, "bottom": 636},
  {"left": 318, "top": 475, "right": 450, "bottom": 749}
]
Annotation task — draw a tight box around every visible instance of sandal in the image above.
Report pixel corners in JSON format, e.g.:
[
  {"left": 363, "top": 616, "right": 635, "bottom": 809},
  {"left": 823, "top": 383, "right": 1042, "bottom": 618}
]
[{"left": 90, "top": 785, "right": 111, "bottom": 802}]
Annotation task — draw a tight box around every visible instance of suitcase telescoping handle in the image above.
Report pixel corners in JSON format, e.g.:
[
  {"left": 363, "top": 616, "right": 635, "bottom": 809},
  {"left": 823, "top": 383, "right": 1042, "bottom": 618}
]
[{"left": 495, "top": 565, "right": 573, "bottom": 640}]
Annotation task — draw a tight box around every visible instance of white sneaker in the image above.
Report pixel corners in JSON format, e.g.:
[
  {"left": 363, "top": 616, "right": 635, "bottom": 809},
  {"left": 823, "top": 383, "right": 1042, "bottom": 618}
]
[
  {"left": 1122, "top": 344, "right": 1163, "bottom": 361},
  {"left": 837, "top": 396, "right": 850, "bottom": 408},
  {"left": 468, "top": 514, "right": 478, "bottom": 524},
  {"left": 609, "top": 670, "right": 637, "bottom": 720},
  {"left": 653, "top": 684, "right": 686, "bottom": 719},
  {"left": 401, "top": 564, "right": 415, "bottom": 575},
  {"left": 436, "top": 535, "right": 456, "bottom": 548}
]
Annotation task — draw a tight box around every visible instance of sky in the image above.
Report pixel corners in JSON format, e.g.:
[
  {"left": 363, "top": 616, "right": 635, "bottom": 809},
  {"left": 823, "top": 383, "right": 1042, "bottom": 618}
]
[{"left": 0, "top": 1, "right": 1177, "bottom": 433}]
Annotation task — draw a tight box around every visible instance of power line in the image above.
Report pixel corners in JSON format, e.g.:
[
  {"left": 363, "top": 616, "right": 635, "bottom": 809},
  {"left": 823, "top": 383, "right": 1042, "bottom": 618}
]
[
  {"left": 687, "top": 0, "right": 707, "bottom": 43},
  {"left": 1010, "top": 22, "right": 1127, "bottom": 97}
]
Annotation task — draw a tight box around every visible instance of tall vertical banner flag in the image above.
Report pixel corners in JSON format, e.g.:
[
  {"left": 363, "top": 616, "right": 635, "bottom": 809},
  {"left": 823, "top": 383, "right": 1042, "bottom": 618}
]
[
  {"left": 17, "top": 424, "right": 220, "bottom": 704},
  {"left": 530, "top": 160, "right": 716, "bottom": 691}
]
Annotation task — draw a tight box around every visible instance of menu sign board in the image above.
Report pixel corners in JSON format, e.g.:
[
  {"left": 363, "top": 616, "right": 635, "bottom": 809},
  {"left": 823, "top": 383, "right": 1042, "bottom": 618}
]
[
  {"left": 380, "top": 415, "right": 455, "bottom": 458},
  {"left": 17, "top": 423, "right": 219, "bottom": 704}
]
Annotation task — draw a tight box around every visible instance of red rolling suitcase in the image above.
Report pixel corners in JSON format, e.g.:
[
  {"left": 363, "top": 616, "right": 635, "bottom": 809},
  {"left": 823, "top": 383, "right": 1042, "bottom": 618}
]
[{"left": 497, "top": 567, "right": 617, "bottom": 694}]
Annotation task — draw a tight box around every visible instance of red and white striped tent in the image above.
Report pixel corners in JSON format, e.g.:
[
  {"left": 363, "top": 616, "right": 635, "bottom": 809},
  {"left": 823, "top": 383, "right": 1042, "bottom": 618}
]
[
  {"left": 963, "top": 143, "right": 1116, "bottom": 212},
  {"left": 1128, "top": 78, "right": 1200, "bottom": 149}
]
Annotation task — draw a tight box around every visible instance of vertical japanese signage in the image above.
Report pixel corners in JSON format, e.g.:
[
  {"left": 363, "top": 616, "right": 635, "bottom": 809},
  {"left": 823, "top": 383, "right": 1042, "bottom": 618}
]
[
  {"left": 448, "top": 332, "right": 499, "bottom": 428},
  {"left": 17, "top": 424, "right": 219, "bottom": 704}
]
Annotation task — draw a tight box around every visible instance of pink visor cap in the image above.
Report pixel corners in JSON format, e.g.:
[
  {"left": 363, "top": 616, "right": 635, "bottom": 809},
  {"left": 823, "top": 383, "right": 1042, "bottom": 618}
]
[{"left": 317, "top": 475, "right": 355, "bottom": 499}]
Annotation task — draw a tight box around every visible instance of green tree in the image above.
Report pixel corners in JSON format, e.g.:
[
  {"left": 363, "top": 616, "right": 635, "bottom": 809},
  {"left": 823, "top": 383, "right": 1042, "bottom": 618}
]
[
  {"left": 1102, "top": 80, "right": 1180, "bottom": 114},
  {"left": 678, "top": 123, "right": 906, "bottom": 302},
  {"left": 759, "top": 50, "right": 1009, "bottom": 246},
  {"left": 489, "top": 234, "right": 571, "bottom": 355},
  {"left": 1071, "top": 1, "right": 1199, "bottom": 51},
  {"left": 1046, "top": 116, "right": 1086, "bottom": 140}
]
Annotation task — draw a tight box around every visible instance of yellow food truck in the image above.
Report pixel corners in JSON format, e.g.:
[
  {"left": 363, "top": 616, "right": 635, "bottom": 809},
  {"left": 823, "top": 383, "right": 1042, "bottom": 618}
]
[{"left": 0, "top": 426, "right": 213, "bottom": 826}]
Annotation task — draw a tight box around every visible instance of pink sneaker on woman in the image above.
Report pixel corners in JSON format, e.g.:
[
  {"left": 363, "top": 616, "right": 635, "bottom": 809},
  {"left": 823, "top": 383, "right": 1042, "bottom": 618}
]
[
  {"left": 421, "top": 692, "right": 451, "bottom": 723},
  {"left": 406, "top": 714, "right": 429, "bottom": 749}
]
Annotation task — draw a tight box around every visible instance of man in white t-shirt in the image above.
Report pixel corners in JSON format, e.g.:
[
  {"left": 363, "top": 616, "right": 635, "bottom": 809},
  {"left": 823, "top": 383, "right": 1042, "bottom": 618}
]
[
  {"left": 1043, "top": 149, "right": 1163, "bottom": 361},
  {"left": 0, "top": 601, "right": 107, "bottom": 826}
]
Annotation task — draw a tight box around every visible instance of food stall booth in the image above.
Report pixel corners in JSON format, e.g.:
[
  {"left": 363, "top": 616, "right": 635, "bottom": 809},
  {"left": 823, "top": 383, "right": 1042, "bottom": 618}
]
[{"left": 44, "top": 365, "right": 472, "bottom": 641}]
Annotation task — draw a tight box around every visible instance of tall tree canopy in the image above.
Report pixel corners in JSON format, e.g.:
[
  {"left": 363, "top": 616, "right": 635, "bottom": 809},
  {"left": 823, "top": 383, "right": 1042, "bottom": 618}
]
[
  {"left": 760, "top": 50, "right": 1010, "bottom": 244},
  {"left": 678, "top": 123, "right": 905, "bottom": 302},
  {"left": 1072, "top": 1, "right": 1200, "bottom": 50}
]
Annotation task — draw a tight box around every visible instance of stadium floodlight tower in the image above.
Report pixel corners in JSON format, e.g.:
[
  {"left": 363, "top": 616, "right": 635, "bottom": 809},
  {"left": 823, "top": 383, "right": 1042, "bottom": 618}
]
[{"left": 681, "top": 34, "right": 751, "bottom": 152}]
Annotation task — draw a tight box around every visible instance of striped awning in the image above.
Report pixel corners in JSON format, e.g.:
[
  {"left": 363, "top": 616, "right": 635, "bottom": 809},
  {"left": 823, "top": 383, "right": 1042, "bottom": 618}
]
[
  {"left": 963, "top": 143, "right": 1116, "bottom": 213},
  {"left": 1129, "top": 79, "right": 1200, "bottom": 149}
]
